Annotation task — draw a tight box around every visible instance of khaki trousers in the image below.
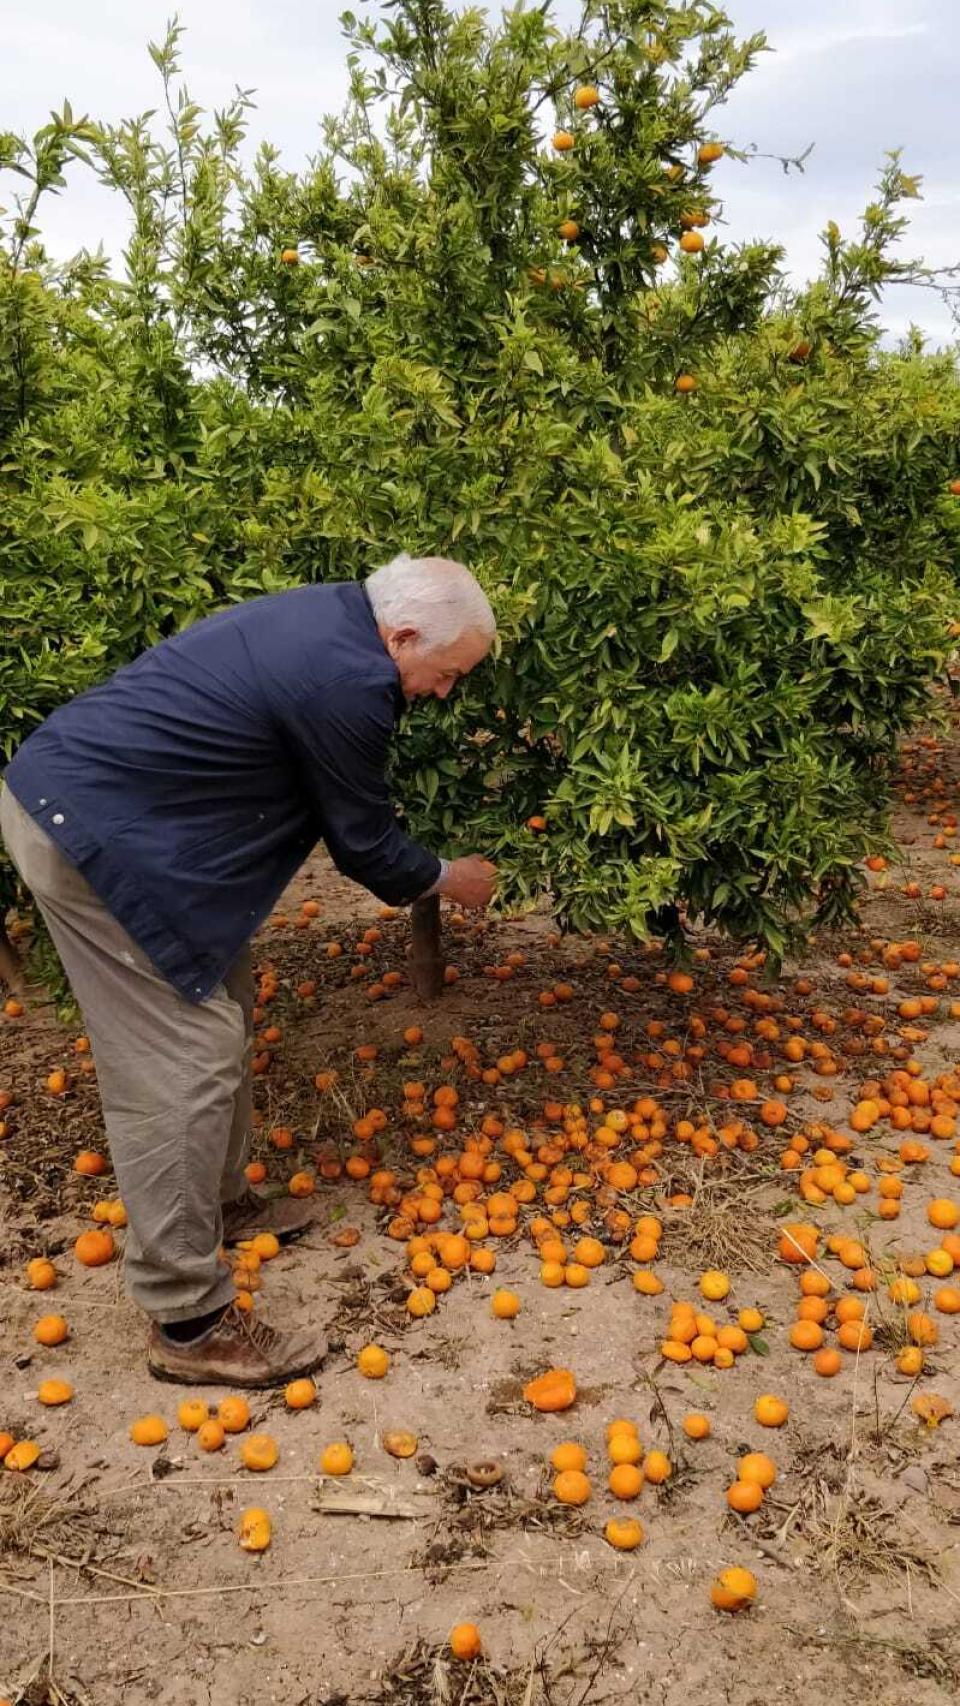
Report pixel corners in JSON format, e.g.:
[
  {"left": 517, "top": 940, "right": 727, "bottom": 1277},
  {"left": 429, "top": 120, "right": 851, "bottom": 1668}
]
[{"left": 1, "top": 786, "right": 253, "bottom": 1322}]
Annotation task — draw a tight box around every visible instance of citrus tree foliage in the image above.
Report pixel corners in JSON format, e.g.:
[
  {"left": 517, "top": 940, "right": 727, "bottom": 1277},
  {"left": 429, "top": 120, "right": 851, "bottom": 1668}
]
[{"left": 1, "top": 2, "right": 959, "bottom": 959}]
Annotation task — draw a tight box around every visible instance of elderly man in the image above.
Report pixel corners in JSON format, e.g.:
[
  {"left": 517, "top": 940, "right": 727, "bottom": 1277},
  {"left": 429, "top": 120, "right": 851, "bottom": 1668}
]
[{"left": 1, "top": 554, "right": 497, "bottom": 1385}]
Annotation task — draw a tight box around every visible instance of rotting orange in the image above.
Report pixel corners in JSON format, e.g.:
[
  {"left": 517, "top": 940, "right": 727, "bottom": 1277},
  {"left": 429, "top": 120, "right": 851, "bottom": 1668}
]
[
  {"left": 604, "top": 1517, "right": 644, "bottom": 1550},
  {"left": 609, "top": 1463, "right": 644, "bottom": 1500},
  {"left": 682, "top": 1413, "right": 711, "bottom": 1441},
  {"left": 553, "top": 1468, "right": 591, "bottom": 1505},
  {"left": 197, "top": 1419, "right": 226, "bottom": 1452},
  {"left": 551, "top": 1441, "right": 587, "bottom": 1473},
  {"left": 727, "top": 1480, "right": 763, "bottom": 1514},
  {"left": 285, "top": 1378, "right": 317, "bottom": 1410},
  {"left": 33, "top": 1315, "right": 69, "bottom": 1347},
  {"left": 320, "top": 1441, "right": 354, "bottom": 1476},
  {"left": 357, "top": 1345, "right": 391, "bottom": 1378},
  {"left": 738, "top": 1452, "right": 776, "bottom": 1489},
  {"left": 450, "top": 1623, "right": 483, "bottom": 1660},
  {"left": 218, "top": 1396, "right": 251, "bottom": 1433},
  {"left": 177, "top": 1399, "right": 209, "bottom": 1432},
  {"left": 74, "top": 1228, "right": 115, "bottom": 1268},
  {"left": 130, "top": 1415, "right": 168, "bottom": 1447},
  {"left": 238, "top": 1507, "right": 272, "bottom": 1552},
  {"left": 524, "top": 1368, "right": 577, "bottom": 1412},
  {"left": 710, "top": 1567, "right": 758, "bottom": 1612},
  {"left": 241, "top": 1433, "right": 279, "bottom": 1472},
  {"left": 37, "top": 1379, "right": 73, "bottom": 1406}
]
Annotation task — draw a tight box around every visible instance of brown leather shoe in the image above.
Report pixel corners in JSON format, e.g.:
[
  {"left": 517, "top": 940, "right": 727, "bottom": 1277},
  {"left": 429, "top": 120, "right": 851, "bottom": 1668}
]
[
  {"left": 147, "top": 1303, "right": 326, "bottom": 1387},
  {"left": 221, "top": 1187, "right": 314, "bottom": 1245}
]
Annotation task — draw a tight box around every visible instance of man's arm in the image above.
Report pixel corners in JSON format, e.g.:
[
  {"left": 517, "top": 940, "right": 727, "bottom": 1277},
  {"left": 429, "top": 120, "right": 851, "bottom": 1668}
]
[{"left": 282, "top": 678, "right": 442, "bottom": 905}]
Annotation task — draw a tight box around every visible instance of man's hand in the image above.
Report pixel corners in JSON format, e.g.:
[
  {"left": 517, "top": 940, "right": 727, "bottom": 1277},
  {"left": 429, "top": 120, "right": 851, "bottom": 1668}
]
[{"left": 439, "top": 855, "right": 497, "bottom": 910}]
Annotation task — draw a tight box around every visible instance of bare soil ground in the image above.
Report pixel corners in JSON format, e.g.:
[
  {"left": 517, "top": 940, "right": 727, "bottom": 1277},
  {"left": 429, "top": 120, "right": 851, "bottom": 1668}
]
[{"left": 2, "top": 723, "right": 960, "bottom": 1706}]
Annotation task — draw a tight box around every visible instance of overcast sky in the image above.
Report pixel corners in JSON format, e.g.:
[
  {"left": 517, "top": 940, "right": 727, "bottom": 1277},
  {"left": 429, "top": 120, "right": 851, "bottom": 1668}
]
[{"left": 4, "top": 0, "right": 958, "bottom": 346}]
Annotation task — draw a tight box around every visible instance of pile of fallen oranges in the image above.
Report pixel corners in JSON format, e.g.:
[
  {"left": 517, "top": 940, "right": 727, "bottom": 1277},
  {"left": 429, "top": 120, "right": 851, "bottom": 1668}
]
[{"left": 5, "top": 735, "right": 960, "bottom": 1632}]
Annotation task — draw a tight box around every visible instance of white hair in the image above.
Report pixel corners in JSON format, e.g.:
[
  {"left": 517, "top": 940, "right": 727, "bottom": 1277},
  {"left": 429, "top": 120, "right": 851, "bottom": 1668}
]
[{"left": 366, "top": 553, "right": 496, "bottom": 652}]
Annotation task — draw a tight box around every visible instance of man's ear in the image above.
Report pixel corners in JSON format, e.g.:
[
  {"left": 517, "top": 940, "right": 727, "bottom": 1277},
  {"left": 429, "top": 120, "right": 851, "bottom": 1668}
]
[{"left": 388, "top": 625, "right": 420, "bottom": 652}]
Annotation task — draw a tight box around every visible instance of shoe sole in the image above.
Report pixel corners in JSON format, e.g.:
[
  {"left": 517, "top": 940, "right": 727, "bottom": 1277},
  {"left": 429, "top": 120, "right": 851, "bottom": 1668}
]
[{"left": 147, "top": 1345, "right": 327, "bottom": 1389}]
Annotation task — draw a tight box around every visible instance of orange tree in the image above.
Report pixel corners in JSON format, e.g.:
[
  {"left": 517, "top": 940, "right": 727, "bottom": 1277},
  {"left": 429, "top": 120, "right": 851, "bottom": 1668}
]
[
  {"left": 3, "top": 2, "right": 960, "bottom": 975},
  {"left": 174, "top": 1, "right": 958, "bottom": 957}
]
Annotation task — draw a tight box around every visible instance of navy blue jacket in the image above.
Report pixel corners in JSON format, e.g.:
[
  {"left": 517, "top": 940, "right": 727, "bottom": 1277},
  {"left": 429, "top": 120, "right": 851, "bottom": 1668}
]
[{"left": 5, "top": 583, "right": 440, "bottom": 1001}]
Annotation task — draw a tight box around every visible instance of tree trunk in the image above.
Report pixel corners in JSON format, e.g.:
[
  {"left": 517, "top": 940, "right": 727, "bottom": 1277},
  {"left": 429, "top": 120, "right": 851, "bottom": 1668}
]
[
  {"left": 0, "top": 920, "right": 22, "bottom": 992},
  {"left": 409, "top": 894, "right": 445, "bottom": 1001}
]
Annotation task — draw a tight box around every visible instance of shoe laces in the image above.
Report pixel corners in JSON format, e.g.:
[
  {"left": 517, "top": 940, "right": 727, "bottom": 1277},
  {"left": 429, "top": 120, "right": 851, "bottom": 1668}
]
[{"left": 221, "top": 1302, "right": 283, "bottom": 1353}]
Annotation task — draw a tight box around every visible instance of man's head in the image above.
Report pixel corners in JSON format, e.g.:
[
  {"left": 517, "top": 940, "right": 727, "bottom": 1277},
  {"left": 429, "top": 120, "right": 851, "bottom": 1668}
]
[{"left": 366, "top": 553, "right": 496, "bottom": 700}]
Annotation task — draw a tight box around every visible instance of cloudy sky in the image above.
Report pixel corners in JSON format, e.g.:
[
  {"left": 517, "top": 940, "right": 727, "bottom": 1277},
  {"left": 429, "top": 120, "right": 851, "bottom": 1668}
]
[{"left": 4, "top": 0, "right": 958, "bottom": 345}]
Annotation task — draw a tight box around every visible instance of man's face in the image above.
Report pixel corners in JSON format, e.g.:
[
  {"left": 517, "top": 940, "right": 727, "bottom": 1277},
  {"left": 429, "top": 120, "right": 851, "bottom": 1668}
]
[{"left": 386, "top": 627, "right": 491, "bottom": 700}]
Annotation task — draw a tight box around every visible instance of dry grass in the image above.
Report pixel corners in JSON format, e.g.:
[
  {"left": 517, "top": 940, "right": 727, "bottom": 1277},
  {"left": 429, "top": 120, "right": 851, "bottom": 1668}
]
[
  {"left": 763, "top": 1475, "right": 942, "bottom": 1591},
  {"left": 785, "top": 1624, "right": 960, "bottom": 1690},
  {"left": 0, "top": 1477, "right": 106, "bottom": 1578},
  {"left": 656, "top": 1158, "right": 780, "bottom": 1275},
  {"left": 360, "top": 1641, "right": 536, "bottom": 1706},
  {"left": 363, "top": 1598, "right": 638, "bottom": 1706}
]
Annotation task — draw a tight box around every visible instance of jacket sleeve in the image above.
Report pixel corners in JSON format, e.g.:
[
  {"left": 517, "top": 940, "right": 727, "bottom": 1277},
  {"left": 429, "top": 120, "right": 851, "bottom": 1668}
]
[{"left": 282, "top": 677, "right": 441, "bottom": 905}]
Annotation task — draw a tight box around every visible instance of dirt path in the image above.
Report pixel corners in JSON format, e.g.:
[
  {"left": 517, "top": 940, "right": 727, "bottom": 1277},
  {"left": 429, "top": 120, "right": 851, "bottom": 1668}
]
[{"left": 2, "top": 723, "right": 960, "bottom": 1705}]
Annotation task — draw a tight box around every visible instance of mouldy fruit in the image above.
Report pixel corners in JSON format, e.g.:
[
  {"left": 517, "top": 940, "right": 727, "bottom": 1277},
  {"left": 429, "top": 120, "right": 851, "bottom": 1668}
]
[
  {"left": 239, "top": 1507, "right": 272, "bottom": 1551},
  {"left": 241, "top": 1433, "right": 279, "bottom": 1472},
  {"left": 218, "top": 1395, "right": 250, "bottom": 1433},
  {"left": 4, "top": 1440, "right": 41, "bottom": 1472},
  {"left": 382, "top": 1430, "right": 418, "bottom": 1459}
]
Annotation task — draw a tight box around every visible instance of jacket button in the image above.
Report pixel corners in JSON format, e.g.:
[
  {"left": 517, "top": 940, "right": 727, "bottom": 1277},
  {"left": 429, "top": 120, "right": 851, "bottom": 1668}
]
[{"left": 52, "top": 813, "right": 65, "bottom": 825}]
